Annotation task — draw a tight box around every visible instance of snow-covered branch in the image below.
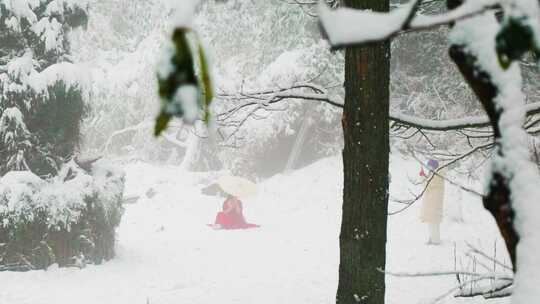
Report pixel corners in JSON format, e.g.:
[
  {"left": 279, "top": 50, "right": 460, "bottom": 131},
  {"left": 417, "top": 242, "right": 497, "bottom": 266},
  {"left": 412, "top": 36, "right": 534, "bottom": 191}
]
[
  {"left": 101, "top": 121, "right": 154, "bottom": 153},
  {"left": 383, "top": 269, "right": 512, "bottom": 280},
  {"left": 318, "top": 0, "right": 498, "bottom": 47},
  {"left": 215, "top": 82, "right": 341, "bottom": 143},
  {"left": 391, "top": 112, "right": 491, "bottom": 131},
  {"left": 161, "top": 132, "right": 188, "bottom": 148},
  {"left": 454, "top": 279, "right": 512, "bottom": 298},
  {"left": 101, "top": 120, "right": 186, "bottom": 153},
  {"left": 219, "top": 81, "right": 540, "bottom": 133},
  {"left": 392, "top": 103, "right": 540, "bottom": 137},
  {"left": 385, "top": 268, "right": 512, "bottom": 301},
  {"left": 280, "top": 0, "right": 339, "bottom": 17},
  {"left": 385, "top": 243, "right": 515, "bottom": 301}
]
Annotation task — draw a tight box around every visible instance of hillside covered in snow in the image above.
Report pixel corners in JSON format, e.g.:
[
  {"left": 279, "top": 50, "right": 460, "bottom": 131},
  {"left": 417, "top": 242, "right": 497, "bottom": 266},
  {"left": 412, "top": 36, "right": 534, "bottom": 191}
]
[{"left": 0, "top": 155, "right": 508, "bottom": 304}]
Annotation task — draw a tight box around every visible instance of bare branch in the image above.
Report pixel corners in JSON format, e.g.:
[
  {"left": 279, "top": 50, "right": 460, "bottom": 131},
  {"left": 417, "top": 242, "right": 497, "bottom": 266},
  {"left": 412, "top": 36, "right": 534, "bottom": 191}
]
[
  {"left": 466, "top": 242, "right": 513, "bottom": 272},
  {"left": 383, "top": 269, "right": 512, "bottom": 280}
]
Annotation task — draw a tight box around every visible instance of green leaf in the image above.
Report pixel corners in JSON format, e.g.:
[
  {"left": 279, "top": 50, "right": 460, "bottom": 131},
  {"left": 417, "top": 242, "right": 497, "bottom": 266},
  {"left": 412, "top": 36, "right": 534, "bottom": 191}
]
[
  {"left": 196, "top": 41, "right": 213, "bottom": 123},
  {"left": 157, "top": 28, "right": 198, "bottom": 107},
  {"left": 496, "top": 17, "right": 538, "bottom": 69},
  {"left": 154, "top": 112, "right": 171, "bottom": 137},
  {"left": 155, "top": 28, "right": 214, "bottom": 136}
]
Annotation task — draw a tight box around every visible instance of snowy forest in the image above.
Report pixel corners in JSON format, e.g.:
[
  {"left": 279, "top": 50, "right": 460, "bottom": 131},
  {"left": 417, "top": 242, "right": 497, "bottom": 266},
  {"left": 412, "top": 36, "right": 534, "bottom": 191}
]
[{"left": 1, "top": 0, "right": 540, "bottom": 303}]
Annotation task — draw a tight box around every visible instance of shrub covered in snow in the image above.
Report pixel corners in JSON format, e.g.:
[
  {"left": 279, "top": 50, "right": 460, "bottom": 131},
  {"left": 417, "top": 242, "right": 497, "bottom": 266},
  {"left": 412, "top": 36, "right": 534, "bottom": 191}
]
[
  {"left": 0, "top": 0, "right": 89, "bottom": 177},
  {"left": 0, "top": 160, "right": 125, "bottom": 271}
]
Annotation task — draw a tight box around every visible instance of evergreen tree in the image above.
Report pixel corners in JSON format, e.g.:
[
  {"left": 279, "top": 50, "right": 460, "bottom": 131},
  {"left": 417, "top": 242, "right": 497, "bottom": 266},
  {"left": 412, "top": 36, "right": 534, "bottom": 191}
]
[{"left": 0, "top": 0, "right": 88, "bottom": 177}]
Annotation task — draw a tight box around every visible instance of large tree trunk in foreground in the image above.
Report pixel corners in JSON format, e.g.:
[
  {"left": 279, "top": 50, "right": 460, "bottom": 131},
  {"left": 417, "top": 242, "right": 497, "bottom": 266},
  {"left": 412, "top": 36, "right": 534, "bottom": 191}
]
[{"left": 336, "top": 0, "right": 390, "bottom": 302}]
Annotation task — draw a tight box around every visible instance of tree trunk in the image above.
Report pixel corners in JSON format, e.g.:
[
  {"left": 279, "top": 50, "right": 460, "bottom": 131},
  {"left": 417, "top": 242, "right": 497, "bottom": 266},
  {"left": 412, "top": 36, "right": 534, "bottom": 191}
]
[
  {"left": 337, "top": 0, "right": 390, "bottom": 303},
  {"left": 180, "top": 126, "right": 201, "bottom": 171},
  {"left": 447, "top": 0, "right": 518, "bottom": 269},
  {"left": 285, "top": 115, "right": 313, "bottom": 173},
  {"left": 449, "top": 44, "right": 518, "bottom": 269}
]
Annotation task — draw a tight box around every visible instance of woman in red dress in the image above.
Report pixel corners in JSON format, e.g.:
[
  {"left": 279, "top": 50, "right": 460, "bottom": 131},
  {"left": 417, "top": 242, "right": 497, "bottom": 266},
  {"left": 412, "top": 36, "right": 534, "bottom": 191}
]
[{"left": 213, "top": 196, "right": 259, "bottom": 229}]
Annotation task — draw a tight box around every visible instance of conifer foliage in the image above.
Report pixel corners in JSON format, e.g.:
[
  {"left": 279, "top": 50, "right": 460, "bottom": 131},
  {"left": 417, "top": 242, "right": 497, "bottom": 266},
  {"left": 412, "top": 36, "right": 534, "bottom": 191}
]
[
  {"left": 0, "top": 1, "right": 126, "bottom": 271},
  {"left": 0, "top": 0, "right": 89, "bottom": 177}
]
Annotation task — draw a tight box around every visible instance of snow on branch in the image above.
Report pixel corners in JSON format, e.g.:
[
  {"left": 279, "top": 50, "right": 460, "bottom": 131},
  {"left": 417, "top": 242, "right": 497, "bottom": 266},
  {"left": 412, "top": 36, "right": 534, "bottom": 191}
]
[
  {"left": 280, "top": 0, "right": 339, "bottom": 17},
  {"left": 218, "top": 80, "right": 540, "bottom": 133},
  {"left": 101, "top": 120, "right": 187, "bottom": 153},
  {"left": 2, "top": 52, "right": 88, "bottom": 95},
  {"left": 392, "top": 112, "right": 490, "bottom": 131},
  {"left": 383, "top": 269, "right": 512, "bottom": 280},
  {"left": 445, "top": 4, "right": 540, "bottom": 302},
  {"left": 383, "top": 238, "right": 517, "bottom": 302},
  {"left": 318, "top": 0, "right": 498, "bottom": 47},
  {"left": 215, "top": 82, "right": 342, "bottom": 143},
  {"left": 384, "top": 268, "right": 512, "bottom": 302},
  {"left": 392, "top": 101, "right": 540, "bottom": 131},
  {"left": 454, "top": 279, "right": 513, "bottom": 298}
]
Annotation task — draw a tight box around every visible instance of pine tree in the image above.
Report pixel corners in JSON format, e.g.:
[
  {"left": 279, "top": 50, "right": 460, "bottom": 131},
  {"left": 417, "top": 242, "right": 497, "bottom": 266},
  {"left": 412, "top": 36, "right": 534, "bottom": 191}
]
[{"left": 0, "top": 0, "right": 88, "bottom": 177}]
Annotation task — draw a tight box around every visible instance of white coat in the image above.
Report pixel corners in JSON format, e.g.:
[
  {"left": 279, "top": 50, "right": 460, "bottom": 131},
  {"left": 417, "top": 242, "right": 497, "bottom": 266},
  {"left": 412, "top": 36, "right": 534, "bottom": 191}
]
[{"left": 420, "top": 173, "right": 445, "bottom": 224}]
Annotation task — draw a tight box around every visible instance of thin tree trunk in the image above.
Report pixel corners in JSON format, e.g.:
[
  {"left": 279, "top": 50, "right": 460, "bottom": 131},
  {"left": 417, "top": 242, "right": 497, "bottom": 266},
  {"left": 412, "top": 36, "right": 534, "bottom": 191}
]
[
  {"left": 180, "top": 127, "right": 200, "bottom": 171},
  {"left": 337, "top": 0, "right": 390, "bottom": 302},
  {"left": 285, "top": 115, "right": 312, "bottom": 172}
]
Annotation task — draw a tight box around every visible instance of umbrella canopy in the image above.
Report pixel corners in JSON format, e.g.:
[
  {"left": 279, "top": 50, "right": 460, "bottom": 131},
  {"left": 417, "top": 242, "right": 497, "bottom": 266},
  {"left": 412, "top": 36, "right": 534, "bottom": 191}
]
[{"left": 217, "top": 175, "right": 257, "bottom": 199}]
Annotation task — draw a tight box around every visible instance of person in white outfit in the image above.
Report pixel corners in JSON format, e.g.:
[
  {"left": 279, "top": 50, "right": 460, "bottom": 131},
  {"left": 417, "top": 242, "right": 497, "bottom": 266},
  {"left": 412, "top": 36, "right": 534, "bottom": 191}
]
[{"left": 419, "top": 159, "right": 445, "bottom": 245}]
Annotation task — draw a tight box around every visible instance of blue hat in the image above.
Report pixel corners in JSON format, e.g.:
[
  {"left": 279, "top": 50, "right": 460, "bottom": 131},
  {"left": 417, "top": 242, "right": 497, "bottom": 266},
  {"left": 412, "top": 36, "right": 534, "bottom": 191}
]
[{"left": 427, "top": 159, "right": 439, "bottom": 170}]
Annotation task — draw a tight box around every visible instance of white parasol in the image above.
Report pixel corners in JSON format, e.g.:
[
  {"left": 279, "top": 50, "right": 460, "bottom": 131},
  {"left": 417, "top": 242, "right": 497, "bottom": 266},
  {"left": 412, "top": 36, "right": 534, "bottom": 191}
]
[{"left": 217, "top": 175, "right": 257, "bottom": 199}]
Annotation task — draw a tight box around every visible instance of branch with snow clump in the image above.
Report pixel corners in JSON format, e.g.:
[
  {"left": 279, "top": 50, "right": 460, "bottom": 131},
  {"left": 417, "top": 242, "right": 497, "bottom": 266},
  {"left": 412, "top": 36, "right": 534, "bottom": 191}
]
[
  {"left": 155, "top": 0, "right": 214, "bottom": 136},
  {"left": 318, "top": 0, "right": 498, "bottom": 47},
  {"left": 444, "top": 3, "right": 540, "bottom": 302}
]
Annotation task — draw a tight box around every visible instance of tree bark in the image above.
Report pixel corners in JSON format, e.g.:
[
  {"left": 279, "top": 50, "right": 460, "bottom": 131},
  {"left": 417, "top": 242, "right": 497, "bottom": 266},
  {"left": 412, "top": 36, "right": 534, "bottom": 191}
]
[{"left": 337, "top": 0, "right": 390, "bottom": 303}]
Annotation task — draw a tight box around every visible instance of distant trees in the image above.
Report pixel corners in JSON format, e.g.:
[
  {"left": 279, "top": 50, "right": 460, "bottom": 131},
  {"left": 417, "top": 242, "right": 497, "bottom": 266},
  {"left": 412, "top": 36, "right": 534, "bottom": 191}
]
[
  {"left": 194, "top": 0, "right": 540, "bottom": 302},
  {"left": 0, "top": 1, "right": 88, "bottom": 177},
  {"left": 153, "top": 1, "right": 391, "bottom": 303}
]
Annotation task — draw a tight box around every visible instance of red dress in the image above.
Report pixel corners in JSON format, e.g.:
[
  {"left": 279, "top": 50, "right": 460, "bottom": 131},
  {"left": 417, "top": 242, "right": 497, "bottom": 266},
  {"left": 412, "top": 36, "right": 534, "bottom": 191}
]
[{"left": 214, "top": 199, "right": 259, "bottom": 229}]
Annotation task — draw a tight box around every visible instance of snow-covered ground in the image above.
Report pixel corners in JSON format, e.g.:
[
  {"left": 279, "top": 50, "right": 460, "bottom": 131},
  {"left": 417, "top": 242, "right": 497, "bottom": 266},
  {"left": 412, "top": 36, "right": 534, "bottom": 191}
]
[{"left": 0, "top": 155, "right": 510, "bottom": 304}]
